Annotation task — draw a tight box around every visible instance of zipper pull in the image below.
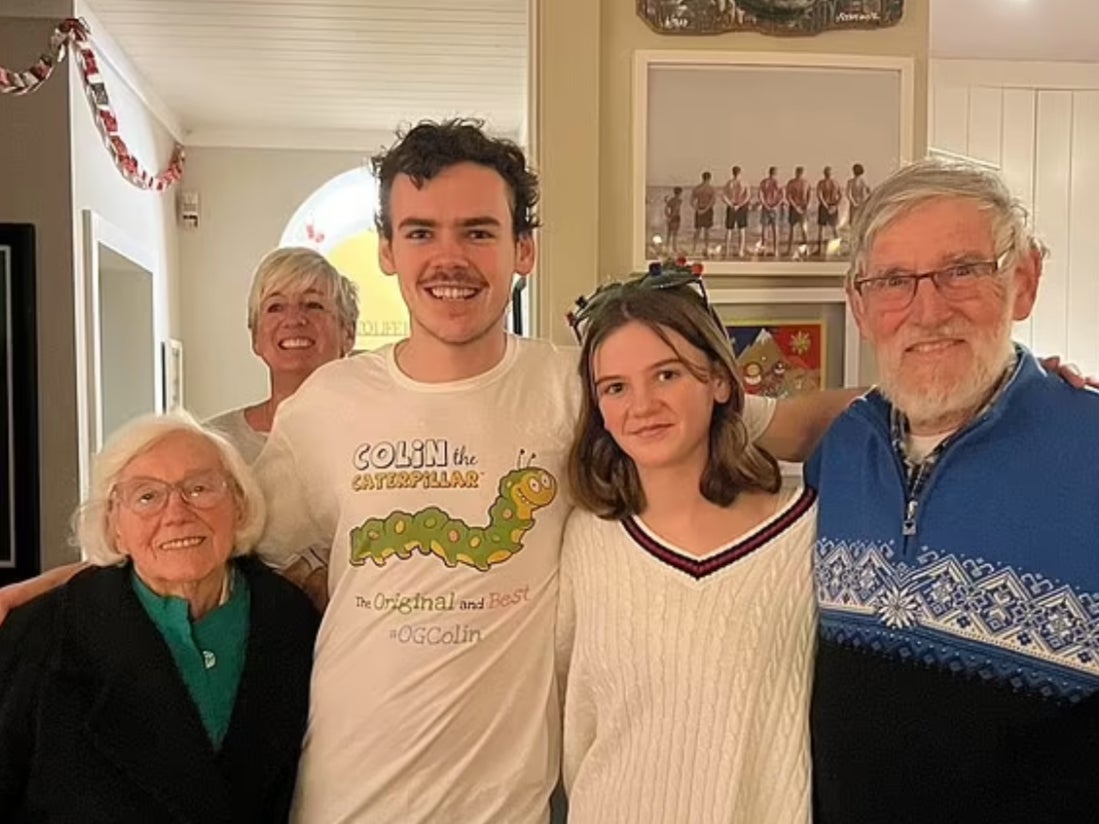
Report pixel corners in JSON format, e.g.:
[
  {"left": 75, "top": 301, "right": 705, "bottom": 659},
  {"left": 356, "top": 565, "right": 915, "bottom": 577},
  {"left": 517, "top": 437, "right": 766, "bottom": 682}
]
[{"left": 902, "top": 498, "right": 918, "bottom": 536}]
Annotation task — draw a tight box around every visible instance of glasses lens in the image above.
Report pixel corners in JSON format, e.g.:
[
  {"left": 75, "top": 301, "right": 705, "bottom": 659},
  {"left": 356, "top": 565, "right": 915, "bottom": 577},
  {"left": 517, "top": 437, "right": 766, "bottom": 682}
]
[
  {"left": 114, "top": 471, "right": 228, "bottom": 514},
  {"left": 180, "top": 471, "right": 229, "bottom": 509},
  {"left": 116, "top": 478, "right": 170, "bottom": 513},
  {"left": 860, "top": 277, "right": 913, "bottom": 309}
]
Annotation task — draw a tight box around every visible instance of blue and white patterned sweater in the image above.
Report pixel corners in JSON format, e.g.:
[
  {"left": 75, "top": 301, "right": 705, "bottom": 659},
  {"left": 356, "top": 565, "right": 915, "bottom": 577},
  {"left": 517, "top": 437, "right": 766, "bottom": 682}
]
[{"left": 806, "top": 346, "right": 1099, "bottom": 823}]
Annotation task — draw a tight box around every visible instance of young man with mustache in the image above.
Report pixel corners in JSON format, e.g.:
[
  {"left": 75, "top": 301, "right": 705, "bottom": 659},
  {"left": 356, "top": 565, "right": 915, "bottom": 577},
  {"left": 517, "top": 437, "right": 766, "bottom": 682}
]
[{"left": 252, "top": 119, "right": 857, "bottom": 823}]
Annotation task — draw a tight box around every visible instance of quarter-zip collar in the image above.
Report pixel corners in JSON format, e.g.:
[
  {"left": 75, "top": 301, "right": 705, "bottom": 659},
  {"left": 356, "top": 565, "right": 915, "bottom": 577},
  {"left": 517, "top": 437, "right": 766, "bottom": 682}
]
[{"left": 849, "top": 345, "right": 1030, "bottom": 548}]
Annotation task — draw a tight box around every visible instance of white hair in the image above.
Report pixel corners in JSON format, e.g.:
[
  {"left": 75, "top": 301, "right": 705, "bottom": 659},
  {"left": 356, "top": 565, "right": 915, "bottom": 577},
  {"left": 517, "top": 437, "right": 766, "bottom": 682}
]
[
  {"left": 73, "top": 412, "right": 267, "bottom": 566},
  {"left": 246, "top": 246, "right": 359, "bottom": 339},
  {"left": 847, "top": 157, "right": 1046, "bottom": 286}
]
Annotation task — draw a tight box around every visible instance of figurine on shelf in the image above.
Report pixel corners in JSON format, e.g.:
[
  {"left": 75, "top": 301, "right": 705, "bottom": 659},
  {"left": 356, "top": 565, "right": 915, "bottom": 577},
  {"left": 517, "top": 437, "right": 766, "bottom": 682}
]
[
  {"left": 758, "top": 166, "right": 784, "bottom": 258},
  {"left": 785, "top": 166, "right": 812, "bottom": 260},
  {"left": 845, "top": 162, "right": 871, "bottom": 228},
  {"left": 815, "top": 165, "right": 843, "bottom": 257},
  {"left": 664, "top": 186, "right": 684, "bottom": 253},
  {"left": 722, "top": 165, "right": 752, "bottom": 259},
  {"left": 690, "top": 171, "right": 717, "bottom": 257}
]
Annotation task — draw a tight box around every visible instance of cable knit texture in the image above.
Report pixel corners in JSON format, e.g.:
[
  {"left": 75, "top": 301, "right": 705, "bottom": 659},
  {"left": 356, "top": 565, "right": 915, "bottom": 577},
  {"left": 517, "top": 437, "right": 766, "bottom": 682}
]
[{"left": 557, "top": 486, "right": 817, "bottom": 824}]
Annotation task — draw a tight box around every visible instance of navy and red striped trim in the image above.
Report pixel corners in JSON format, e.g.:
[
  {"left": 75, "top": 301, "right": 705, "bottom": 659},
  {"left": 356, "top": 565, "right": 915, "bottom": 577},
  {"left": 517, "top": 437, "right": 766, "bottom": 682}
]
[{"left": 621, "top": 486, "right": 817, "bottom": 580}]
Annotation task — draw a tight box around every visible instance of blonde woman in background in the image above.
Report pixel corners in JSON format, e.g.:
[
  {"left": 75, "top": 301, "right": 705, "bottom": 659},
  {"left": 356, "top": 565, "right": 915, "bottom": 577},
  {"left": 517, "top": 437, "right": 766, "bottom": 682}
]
[{"left": 206, "top": 246, "right": 359, "bottom": 463}]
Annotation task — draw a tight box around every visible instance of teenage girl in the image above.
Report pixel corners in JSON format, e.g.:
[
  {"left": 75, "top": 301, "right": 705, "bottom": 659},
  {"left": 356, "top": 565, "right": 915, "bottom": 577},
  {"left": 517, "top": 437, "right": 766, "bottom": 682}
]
[{"left": 558, "top": 270, "right": 818, "bottom": 823}]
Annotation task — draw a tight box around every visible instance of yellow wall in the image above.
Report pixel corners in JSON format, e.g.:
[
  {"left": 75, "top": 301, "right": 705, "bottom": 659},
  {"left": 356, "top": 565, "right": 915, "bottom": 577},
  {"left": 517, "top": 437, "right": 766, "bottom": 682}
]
[{"left": 536, "top": 0, "right": 930, "bottom": 344}]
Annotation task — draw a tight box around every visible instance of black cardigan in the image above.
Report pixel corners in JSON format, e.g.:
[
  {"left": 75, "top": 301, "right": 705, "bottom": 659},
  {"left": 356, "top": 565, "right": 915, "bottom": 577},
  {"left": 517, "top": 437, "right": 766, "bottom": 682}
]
[{"left": 0, "top": 556, "right": 319, "bottom": 823}]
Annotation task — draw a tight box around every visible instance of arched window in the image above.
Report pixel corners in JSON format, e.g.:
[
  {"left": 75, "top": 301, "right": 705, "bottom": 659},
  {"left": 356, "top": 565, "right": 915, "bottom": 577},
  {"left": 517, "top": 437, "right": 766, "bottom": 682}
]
[{"left": 281, "top": 167, "right": 408, "bottom": 352}]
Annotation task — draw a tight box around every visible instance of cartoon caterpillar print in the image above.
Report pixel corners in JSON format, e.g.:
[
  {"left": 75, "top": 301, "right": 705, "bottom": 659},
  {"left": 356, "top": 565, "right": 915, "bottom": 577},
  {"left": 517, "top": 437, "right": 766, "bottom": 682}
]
[{"left": 349, "top": 462, "right": 558, "bottom": 571}]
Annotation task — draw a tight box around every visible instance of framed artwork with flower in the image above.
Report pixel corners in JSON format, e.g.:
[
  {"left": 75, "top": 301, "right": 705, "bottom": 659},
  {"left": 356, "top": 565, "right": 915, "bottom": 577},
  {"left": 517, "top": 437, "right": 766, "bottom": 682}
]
[
  {"left": 725, "top": 319, "right": 825, "bottom": 398},
  {"left": 709, "top": 285, "right": 862, "bottom": 390}
]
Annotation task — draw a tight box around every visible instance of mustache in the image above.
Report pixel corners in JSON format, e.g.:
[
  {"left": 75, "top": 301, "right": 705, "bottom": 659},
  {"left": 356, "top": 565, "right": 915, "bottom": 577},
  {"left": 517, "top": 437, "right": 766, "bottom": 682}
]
[
  {"left": 896, "top": 323, "right": 970, "bottom": 348},
  {"left": 419, "top": 270, "right": 486, "bottom": 288}
]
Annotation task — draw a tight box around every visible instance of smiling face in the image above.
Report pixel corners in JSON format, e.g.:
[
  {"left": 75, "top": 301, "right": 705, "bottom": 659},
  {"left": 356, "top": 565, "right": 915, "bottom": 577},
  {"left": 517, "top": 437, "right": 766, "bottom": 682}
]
[
  {"left": 378, "top": 162, "right": 534, "bottom": 356},
  {"left": 108, "top": 431, "right": 240, "bottom": 596},
  {"left": 251, "top": 278, "right": 352, "bottom": 380},
  {"left": 506, "top": 468, "right": 557, "bottom": 519},
  {"left": 593, "top": 321, "right": 730, "bottom": 479},
  {"left": 852, "top": 197, "right": 1039, "bottom": 431}
]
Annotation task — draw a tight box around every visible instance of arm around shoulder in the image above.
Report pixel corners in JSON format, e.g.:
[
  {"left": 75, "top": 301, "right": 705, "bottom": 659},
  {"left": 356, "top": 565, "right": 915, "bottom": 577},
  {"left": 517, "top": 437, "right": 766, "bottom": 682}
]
[
  {"left": 251, "top": 427, "right": 331, "bottom": 572},
  {"left": 757, "top": 388, "right": 865, "bottom": 463},
  {"left": 0, "top": 562, "right": 88, "bottom": 627}
]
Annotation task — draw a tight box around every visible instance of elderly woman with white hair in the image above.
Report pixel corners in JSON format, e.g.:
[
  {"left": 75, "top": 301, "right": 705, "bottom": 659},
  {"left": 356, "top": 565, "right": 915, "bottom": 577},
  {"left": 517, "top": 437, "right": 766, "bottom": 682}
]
[
  {"left": 206, "top": 246, "right": 360, "bottom": 463},
  {"left": 0, "top": 413, "right": 319, "bottom": 823}
]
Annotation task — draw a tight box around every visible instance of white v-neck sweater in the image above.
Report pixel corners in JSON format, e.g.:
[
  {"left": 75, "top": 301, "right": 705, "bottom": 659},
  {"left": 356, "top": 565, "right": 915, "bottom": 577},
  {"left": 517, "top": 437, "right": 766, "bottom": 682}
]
[{"left": 556, "top": 486, "right": 818, "bottom": 824}]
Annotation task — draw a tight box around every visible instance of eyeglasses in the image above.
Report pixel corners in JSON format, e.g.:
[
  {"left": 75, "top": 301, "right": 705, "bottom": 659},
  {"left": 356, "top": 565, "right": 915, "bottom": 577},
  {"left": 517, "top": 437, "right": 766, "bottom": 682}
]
[
  {"left": 565, "top": 260, "right": 714, "bottom": 343},
  {"left": 853, "top": 253, "right": 1009, "bottom": 311},
  {"left": 111, "top": 470, "right": 231, "bottom": 516}
]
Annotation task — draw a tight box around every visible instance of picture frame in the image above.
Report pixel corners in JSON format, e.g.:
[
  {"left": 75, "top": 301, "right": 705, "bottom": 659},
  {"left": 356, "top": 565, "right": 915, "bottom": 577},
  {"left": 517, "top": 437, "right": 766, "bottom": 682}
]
[
  {"left": 636, "top": 0, "right": 906, "bottom": 37},
  {"left": 710, "top": 285, "right": 859, "bottom": 476},
  {"left": 162, "top": 338, "right": 184, "bottom": 412},
  {"left": 634, "top": 51, "right": 914, "bottom": 276},
  {"left": 725, "top": 318, "right": 827, "bottom": 398},
  {"left": 0, "top": 224, "right": 41, "bottom": 584}
]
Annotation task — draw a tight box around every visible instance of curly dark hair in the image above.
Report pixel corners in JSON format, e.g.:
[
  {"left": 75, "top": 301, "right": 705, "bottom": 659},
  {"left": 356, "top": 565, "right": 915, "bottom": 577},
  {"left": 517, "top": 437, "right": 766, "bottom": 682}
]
[{"left": 371, "top": 118, "right": 541, "bottom": 240}]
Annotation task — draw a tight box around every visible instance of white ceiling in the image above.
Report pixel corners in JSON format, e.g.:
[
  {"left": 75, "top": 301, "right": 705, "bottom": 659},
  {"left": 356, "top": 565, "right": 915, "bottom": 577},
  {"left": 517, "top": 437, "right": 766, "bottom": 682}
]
[
  {"left": 84, "top": 0, "right": 529, "bottom": 147},
  {"left": 931, "top": 0, "right": 1099, "bottom": 63},
  {"left": 73, "top": 0, "right": 1097, "bottom": 149}
]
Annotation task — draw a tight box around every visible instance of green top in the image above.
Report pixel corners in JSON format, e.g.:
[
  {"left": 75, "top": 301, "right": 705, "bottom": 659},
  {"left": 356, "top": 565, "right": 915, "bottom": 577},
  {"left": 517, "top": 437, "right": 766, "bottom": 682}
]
[{"left": 132, "top": 565, "right": 251, "bottom": 749}]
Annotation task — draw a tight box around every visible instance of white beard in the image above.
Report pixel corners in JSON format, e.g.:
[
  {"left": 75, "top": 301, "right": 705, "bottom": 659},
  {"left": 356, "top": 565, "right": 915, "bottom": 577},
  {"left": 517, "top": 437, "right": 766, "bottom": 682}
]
[{"left": 876, "top": 300, "right": 1015, "bottom": 432}]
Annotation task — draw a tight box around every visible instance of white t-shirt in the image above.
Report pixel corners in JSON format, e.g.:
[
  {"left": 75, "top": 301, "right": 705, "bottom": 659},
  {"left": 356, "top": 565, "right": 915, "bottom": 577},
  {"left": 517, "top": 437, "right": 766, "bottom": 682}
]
[
  {"left": 205, "top": 407, "right": 268, "bottom": 464},
  {"left": 253, "top": 335, "right": 777, "bottom": 824}
]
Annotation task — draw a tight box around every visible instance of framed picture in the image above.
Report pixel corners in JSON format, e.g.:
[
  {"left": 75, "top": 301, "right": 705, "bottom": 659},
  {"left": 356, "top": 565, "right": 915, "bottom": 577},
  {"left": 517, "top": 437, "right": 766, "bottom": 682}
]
[
  {"left": 634, "top": 51, "right": 914, "bottom": 275},
  {"left": 712, "top": 285, "right": 859, "bottom": 475},
  {"left": 726, "top": 319, "right": 826, "bottom": 398},
  {"left": 637, "top": 0, "right": 906, "bottom": 37},
  {"left": 0, "top": 224, "right": 40, "bottom": 584},
  {"left": 162, "top": 338, "right": 183, "bottom": 412}
]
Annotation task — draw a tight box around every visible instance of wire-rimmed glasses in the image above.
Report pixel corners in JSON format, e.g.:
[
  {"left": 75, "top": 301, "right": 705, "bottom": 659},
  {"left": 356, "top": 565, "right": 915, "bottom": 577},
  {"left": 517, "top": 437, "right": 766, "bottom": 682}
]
[{"left": 111, "top": 470, "right": 231, "bottom": 517}]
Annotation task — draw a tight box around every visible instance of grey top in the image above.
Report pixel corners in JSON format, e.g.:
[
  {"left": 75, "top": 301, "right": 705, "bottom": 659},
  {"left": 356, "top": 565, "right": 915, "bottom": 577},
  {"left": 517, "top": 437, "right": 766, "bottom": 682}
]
[{"left": 205, "top": 407, "right": 268, "bottom": 464}]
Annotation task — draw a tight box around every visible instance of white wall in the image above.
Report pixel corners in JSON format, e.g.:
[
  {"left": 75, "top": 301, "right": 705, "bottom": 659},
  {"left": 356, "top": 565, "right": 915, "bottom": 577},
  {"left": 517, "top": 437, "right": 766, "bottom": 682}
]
[
  {"left": 69, "top": 4, "right": 181, "bottom": 517},
  {"left": 98, "top": 249, "right": 157, "bottom": 439},
  {"left": 930, "top": 59, "right": 1099, "bottom": 375},
  {"left": 177, "top": 145, "right": 375, "bottom": 420}
]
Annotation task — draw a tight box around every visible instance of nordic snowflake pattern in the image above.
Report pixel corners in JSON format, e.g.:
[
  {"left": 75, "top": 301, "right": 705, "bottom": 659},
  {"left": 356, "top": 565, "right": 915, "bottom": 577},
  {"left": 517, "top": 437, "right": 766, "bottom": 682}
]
[{"left": 815, "top": 538, "right": 1099, "bottom": 700}]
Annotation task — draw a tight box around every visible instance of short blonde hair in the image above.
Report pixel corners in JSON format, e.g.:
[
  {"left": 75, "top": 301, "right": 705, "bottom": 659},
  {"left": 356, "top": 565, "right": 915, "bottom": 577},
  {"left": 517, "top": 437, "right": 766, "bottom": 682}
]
[
  {"left": 246, "top": 246, "right": 359, "bottom": 339},
  {"left": 73, "top": 412, "right": 267, "bottom": 566}
]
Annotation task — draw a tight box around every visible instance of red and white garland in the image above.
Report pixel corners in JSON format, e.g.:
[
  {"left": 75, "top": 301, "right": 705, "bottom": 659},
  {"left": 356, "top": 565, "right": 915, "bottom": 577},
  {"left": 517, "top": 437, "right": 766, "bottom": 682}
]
[{"left": 0, "top": 18, "right": 184, "bottom": 191}]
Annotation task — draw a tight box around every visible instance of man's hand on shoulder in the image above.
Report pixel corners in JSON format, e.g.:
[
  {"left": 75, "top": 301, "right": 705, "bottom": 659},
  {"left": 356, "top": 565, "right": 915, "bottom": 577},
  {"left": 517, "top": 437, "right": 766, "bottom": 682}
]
[
  {"left": 760, "top": 388, "right": 865, "bottom": 463},
  {"left": 1040, "top": 356, "right": 1099, "bottom": 390},
  {"left": 280, "top": 556, "right": 329, "bottom": 612},
  {"left": 0, "top": 562, "right": 88, "bottom": 627}
]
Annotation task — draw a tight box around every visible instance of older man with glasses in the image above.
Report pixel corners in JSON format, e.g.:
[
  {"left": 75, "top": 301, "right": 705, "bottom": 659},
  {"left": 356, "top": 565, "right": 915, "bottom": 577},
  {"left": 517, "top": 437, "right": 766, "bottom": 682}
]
[{"left": 807, "top": 158, "right": 1099, "bottom": 824}]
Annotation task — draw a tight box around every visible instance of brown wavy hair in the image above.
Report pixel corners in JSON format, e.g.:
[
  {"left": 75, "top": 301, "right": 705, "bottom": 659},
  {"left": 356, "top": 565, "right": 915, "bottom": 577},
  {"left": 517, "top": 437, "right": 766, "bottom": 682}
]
[
  {"left": 371, "top": 118, "right": 540, "bottom": 241},
  {"left": 568, "top": 283, "right": 781, "bottom": 520}
]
